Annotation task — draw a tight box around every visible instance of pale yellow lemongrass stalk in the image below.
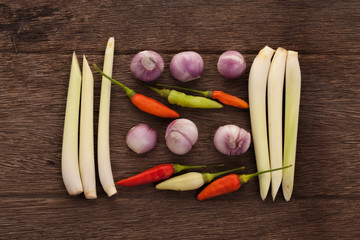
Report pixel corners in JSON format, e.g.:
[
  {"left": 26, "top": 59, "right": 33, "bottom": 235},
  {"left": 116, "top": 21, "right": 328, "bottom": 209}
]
[
  {"left": 98, "top": 37, "right": 117, "bottom": 197},
  {"left": 267, "top": 47, "right": 287, "bottom": 200},
  {"left": 62, "top": 52, "right": 83, "bottom": 195},
  {"left": 79, "top": 56, "right": 96, "bottom": 199},
  {"left": 282, "top": 50, "right": 301, "bottom": 201},
  {"left": 248, "top": 46, "right": 275, "bottom": 200}
]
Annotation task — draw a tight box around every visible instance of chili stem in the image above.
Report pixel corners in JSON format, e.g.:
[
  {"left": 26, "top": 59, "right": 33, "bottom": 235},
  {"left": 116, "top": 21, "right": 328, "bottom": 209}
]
[
  {"left": 239, "top": 165, "right": 292, "bottom": 184},
  {"left": 94, "top": 64, "right": 135, "bottom": 98},
  {"left": 172, "top": 163, "right": 225, "bottom": 173},
  {"left": 172, "top": 164, "right": 207, "bottom": 173},
  {"left": 157, "top": 84, "right": 211, "bottom": 98},
  {"left": 203, "top": 166, "right": 245, "bottom": 183},
  {"left": 137, "top": 80, "right": 172, "bottom": 98}
]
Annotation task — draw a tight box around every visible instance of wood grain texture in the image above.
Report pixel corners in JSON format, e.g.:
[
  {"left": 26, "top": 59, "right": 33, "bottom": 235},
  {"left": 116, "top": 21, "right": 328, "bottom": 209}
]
[{"left": 0, "top": 0, "right": 359, "bottom": 239}]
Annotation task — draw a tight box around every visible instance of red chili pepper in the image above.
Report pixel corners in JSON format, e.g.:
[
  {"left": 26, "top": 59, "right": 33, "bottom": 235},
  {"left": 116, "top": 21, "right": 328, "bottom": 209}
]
[
  {"left": 116, "top": 163, "right": 210, "bottom": 187},
  {"left": 94, "top": 65, "right": 180, "bottom": 118},
  {"left": 157, "top": 84, "right": 248, "bottom": 109},
  {"left": 197, "top": 165, "right": 292, "bottom": 201}
]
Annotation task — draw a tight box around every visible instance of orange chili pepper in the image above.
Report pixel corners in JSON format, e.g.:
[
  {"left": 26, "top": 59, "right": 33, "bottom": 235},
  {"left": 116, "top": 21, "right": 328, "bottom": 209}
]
[
  {"left": 211, "top": 91, "right": 248, "bottom": 109},
  {"left": 197, "top": 165, "right": 292, "bottom": 201},
  {"left": 94, "top": 65, "right": 179, "bottom": 118},
  {"left": 157, "top": 84, "right": 248, "bottom": 109},
  {"left": 130, "top": 94, "right": 179, "bottom": 118},
  {"left": 197, "top": 174, "right": 241, "bottom": 201}
]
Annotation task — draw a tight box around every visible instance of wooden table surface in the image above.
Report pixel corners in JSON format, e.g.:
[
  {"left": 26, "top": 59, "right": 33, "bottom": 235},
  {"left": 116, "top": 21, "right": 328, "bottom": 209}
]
[{"left": 1, "top": 0, "right": 359, "bottom": 239}]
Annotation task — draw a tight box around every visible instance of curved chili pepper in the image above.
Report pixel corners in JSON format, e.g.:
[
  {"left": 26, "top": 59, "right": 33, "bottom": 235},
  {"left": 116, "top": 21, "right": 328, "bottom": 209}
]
[
  {"left": 138, "top": 81, "right": 223, "bottom": 109},
  {"left": 157, "top": 84, "right": 248, "bottom": 109},
  {"left": 116, "top": 163, "right": 210, "bottom": 187},
  {"left": 94, "top": 65, "right": 179, "bottom": 118},
  {"left": 197, "top": 165, "right": 292, "bottom": 201}
]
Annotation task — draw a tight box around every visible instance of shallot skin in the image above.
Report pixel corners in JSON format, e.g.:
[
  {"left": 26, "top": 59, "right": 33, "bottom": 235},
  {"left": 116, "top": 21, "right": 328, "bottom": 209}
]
[
  {"left": 214, "top": 125, "right": 251, "bottom": 156},
  {"left": 170, "top": 51, "right": 204, "bottom": 82},
  {"left": 126, "top": 124, "right": 157, "bottom": 154},
  {"left": 217, "top": 51, "right": 246, "bottom": 79},
  {"left": 130, "top": 50, "right": 164, "bottom": 82},
  {"left": 165, "top": 118, "right": 198, "bottom": 155}
]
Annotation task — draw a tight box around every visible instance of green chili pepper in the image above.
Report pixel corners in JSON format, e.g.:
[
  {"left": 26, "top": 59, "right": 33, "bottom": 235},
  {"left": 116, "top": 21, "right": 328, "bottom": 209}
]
[{"left": 137, "top": 81, "right": 223, "bottom": 109}]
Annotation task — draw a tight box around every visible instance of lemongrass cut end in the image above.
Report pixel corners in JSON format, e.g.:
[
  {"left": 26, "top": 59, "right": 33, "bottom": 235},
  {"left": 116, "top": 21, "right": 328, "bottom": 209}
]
[
  {"left": 85, "top": 190, "right": 97, "bottom": 200},
  {"left": 259, "top": 46, "right": 275, "bottom": 58},
  {"left": 283, "top": 172, "right": 294, "bottom": 201},
  {"left": 104, "top": 186, "right": 117, "bottom": 197},
  {"left": 288, "top": 50, "right": 298, "bottom": 57},
  {"left": 106, "top": 37, "right": 115, "bottom": 51}
]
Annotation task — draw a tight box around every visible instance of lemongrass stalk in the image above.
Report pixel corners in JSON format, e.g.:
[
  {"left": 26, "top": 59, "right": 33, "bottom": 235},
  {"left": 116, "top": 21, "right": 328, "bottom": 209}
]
[
  {"left": 79, "top": 56, "right": 96, "bottom": 199},
  {"left": 248, "top": 46, "right": 275, "bottom": 200},
  {"left": 62, "top": 52, "right": 83, "bottom": 195},
  {"left": 282, "top": 50, "right": 301, "bottom": 201},
  {"left": 98, "top": 37, "right": 117, "bottom": 197},
  {"left": 267, "top": 47, "right": 287, "bottom": 200}
]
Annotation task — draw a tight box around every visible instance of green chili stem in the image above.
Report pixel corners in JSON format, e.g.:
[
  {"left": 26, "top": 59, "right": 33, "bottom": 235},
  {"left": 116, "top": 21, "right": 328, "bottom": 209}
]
[
  {"left": 239, "top": 165, "right": 293, "bottom": 184},
  {"left": 137, "top": 81, "right": 172, "bottom": 98},
  {"left": 94, "top": 64, "right": 135, "bottom": 98},
  {"left": 172, "top": 164, "right": 207, "bottom": 173},
  {"left": 157, "top": 84, "right": 212, "bottom": 98},
  {"left": 172, "top": 163, "right": 225, "bottom": 173},
  {"left": 202, "top": 166, "right": 245, "bottom": 183}
]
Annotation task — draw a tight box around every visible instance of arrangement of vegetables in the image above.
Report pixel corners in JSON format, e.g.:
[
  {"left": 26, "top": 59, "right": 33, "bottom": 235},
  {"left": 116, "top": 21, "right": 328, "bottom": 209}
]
[{"left": 62, "top": 39, "right": 300, "bottom": 202}]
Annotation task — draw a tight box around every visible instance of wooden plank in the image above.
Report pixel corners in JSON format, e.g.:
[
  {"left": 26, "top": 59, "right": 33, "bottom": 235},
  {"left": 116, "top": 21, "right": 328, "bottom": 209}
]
[
  {"left": 0, "top": 196, "right": 359, "bottom": 239},
  {"left": 0, "top": 1, "right": 360, "bottom": 54},
  {"left": 1, "top": 0, "right": 360, "bottom": 239},
  {"left": 0, "top": 52, "right": 359, "bottom": 198}
]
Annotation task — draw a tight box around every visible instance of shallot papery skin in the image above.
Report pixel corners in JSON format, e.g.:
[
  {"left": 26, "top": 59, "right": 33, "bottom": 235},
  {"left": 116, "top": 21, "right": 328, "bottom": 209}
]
[
  {"left": 217, "top": 51, "right": 246, "bottom": 79},
  {"left": 214, "top": 125, "right": 251, "bottom": 156},
  {"left": 130, "top": 50, "right": 164, "bottom": 82},
  {"left": 170, "top": 51, "right": 204, "bottom": 82},
  {"left": 165, "top": 118, "right": 198, "bottom": 155},
  {"left": 126, "top": 124, "right": 157, "bottom": 154}
]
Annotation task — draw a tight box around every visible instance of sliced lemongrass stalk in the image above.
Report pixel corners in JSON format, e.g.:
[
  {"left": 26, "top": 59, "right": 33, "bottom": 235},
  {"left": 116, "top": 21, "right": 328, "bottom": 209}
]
[
  {"left": 79, "top": 55, "right": 96, "bottom": 199},
  {"left": 62, "top": 52, "right": 83, "bottom": 195},
  {"left": 282, "top": 50, "right": 301, "bottom": 201},
  {"left": 248, "top": 46, "right": 275, "bottom": 200},
  {"left": 267, "top": 47, "right": 287, "bottom": 200},
  {"left": 98, "top": 37, "right": 117, "bottom": 197}
]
